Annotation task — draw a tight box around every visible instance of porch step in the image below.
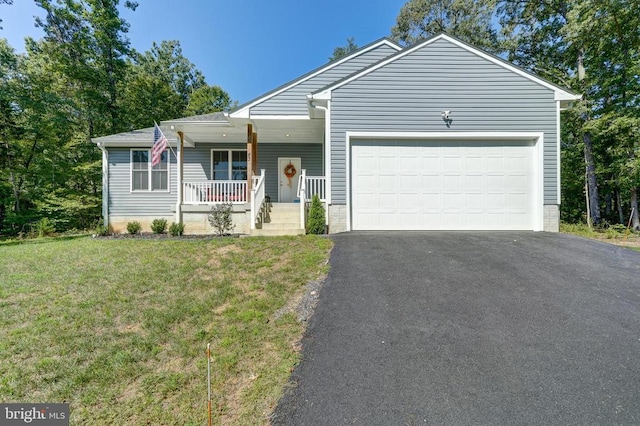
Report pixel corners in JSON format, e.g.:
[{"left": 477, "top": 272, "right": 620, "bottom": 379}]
[{"left": 251, "top": 203, "right": 305, "bottom": 236}]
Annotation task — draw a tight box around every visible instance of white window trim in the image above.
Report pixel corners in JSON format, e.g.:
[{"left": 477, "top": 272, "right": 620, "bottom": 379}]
[
  {"left": 130, "top": 148, "right": 171, "bottom": 193},
  {"left": 210, "top": 149, "right": 248, "bottom": 180}
]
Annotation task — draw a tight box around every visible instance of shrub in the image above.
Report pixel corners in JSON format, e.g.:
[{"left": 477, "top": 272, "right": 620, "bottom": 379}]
[
  {"left": 95, "top": 224, "right": 110, "bottom": 236},
  {"left": 208, "top": 203, "right": 235, "bottom": 236},
  {"left": 151, "top": 218, "right": 168, "bottom": 234},
  {"left": 306, "top": 194, "right": 326, "bottom": 234},
  {"left": 33, "top": 218, "right": 56, "bottom": 238},
  {"left": 127, "top": 221, "right": 142, "bottom": 235},
  {"left": 169, "top": 222, "right": 185, "bottom": 236}
]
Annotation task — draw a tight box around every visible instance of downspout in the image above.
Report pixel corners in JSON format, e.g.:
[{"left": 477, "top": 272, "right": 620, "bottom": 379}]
[
  {"left": 97, "top": 142, "right": 109, "bottom": 229},
  {"left": 309, "top": 99, "right": 331, "bottom": 226}
]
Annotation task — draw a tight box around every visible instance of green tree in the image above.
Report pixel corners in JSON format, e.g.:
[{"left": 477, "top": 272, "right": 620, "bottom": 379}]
[
  {"left": 497, "top": 0, "right": 604, "bottom": 226},
  {"left": 329, "top": 37, "right": 358, "bottom": 61},
  {"left": 184, "top": 84, "right": 233, "bottom": 116},
  {"left": 134, "top": 40, "right": 206, "bottom": 111},
  {"left": 118, "top": 66, "right": 183, "bottom": 130},
  {"left": 391, "top": 0, "right": 500, "bottom": 52},
  {"left": 563, "top": 0, "right": 640, "bottom": 229}
]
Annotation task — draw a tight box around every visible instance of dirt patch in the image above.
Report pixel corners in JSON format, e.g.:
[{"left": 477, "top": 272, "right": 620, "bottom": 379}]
[
  {"left": 592, "top": 235, "right": 640, "bottom": 248},
  {"left": 274, "top": 278, "right": 325, "bottom": 323}
]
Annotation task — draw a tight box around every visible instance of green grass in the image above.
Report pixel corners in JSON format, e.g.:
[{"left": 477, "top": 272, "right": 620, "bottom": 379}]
[
  {"left": 0, "top": 236, "right": 332, "bottom": 425},
  {"left": 561, "top": 222, "right": 640, "bottom": 251}
]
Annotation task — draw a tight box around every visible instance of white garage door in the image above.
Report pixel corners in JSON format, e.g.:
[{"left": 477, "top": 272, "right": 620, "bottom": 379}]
[{"left": 351, "top": 140, "right": 535, "bottom": 230}]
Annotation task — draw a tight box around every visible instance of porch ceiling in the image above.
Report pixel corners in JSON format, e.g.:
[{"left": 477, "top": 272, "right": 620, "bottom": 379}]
[{"left": 174, "top": 118, "right": 324, "bottom": 145}]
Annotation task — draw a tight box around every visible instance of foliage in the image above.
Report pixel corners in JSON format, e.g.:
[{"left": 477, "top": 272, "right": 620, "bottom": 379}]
[
  {"left": 126, "top": 221, "right": 141, "bottom": 235},
  {"left": 329, "top": 37, "right": 358, "bottom": 61},
  {"left": 208, "top": 203, "right": 235, "bottom": 236},
  {"left": 0, "top": 236, "right": 332, "bottom": 424},
  {"left": 0, "top": 3, "right": 234, "bottom": 237},
  {"left": 306, "top": 194, "right": 326, "bottom": 234},
  {"left": 169, "top": 222, "right": 185, "bottom": 236},
  {"left": 150, "top": 218, "right": 168, "bottom": 234},
  {"left": 32, "top": 217, "right": 55, "bottom": 237},
  {"left": 497, "top": 0, "right": 640, "bottom": 229},
  {"left": 133, "top": 40, "right": 206, "bottom": 111},
  {"left": 94, "top": 224, "right": 110, "bottom": 236},
  {"left": 392, "top": 0, "right": 500, "bottom": 52},
  {"left": 184, "top": 84, "right": 233, "bottom": 116}
]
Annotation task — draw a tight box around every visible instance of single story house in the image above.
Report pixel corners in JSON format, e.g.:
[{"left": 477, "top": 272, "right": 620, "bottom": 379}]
[{"left": 92, "top": 33, "right": 580, "bottom": 235}]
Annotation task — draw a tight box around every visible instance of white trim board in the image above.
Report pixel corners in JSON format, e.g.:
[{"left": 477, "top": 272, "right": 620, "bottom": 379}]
[{"left": 344, "top": 131, "right": 545, "bottom": 232}]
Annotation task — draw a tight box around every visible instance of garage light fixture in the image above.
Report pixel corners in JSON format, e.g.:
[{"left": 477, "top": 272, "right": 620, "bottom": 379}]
[{"left": 441, "top": 110, "right": 453, "bottom": 127}]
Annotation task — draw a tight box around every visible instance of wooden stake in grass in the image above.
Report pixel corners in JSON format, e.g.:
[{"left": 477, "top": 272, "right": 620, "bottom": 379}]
[{"left": 207, "top": 343, "right": 212, "bottom": 426}]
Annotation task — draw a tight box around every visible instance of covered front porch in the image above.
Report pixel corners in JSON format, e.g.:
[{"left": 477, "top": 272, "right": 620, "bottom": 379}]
[{"left": 164, "top": 113, "right": 328, "bottom": 233}]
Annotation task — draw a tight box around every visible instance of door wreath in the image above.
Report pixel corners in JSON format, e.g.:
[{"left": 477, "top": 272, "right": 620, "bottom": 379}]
[
  {"left": 284, "top": 162, "right": 297, "bottom": 188},
  {"left": 284, "top": 162, "right": 297, "bottom": 178}
]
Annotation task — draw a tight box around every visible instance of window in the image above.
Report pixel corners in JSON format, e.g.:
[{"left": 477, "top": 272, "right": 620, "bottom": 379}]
[
  {"left": 131, "top": 149, "right": 169, "bottom": 191},
  {"left": 211, "top": 150, "right": 247, "bottom": 180}
]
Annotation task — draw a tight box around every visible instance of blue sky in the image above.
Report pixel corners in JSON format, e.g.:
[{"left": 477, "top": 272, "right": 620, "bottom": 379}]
[{"left": 1, "top": 0, "right": 407, "bottom": 104}]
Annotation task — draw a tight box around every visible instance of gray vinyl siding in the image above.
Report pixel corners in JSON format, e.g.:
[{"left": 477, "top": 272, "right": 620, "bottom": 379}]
[
  {"left": 182, "top": 143, "right": 245, "bottom": 181},
  {"left": 108, "top": 148, "right": 177, "bottom": 216},
  {"left": 181, "top": 143, "right": 322, "bottom": 199},
  {"left": 257, "top": 143, "right": 323, "bottom": 200},
  {"left": 330, "top": 38, "right": 558, "bottom": 205},
  {"left": 108, "top": 143, "right": 323, "bottom": 215},
  {"left": 251, "top": 44, "right": 398, "bottom": 116}
]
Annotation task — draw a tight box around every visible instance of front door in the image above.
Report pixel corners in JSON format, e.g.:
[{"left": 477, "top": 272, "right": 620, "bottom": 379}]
[{"left": 278, "top": 157, "right": 302, "bottom": 202}]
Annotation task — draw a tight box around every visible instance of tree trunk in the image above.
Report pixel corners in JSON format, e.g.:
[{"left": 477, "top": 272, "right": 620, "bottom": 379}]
[
  {"left": 616, "top": 188, "right": 625, "bottom": 224},
  {"left": 631, "top": 187, "right": 640, "bottom": 230},
  {"left": 0, "top": 203, "right": 5, "bottom": 235},
  {"left": 583, "top": 131, "right": 601, "bottom": 225}
]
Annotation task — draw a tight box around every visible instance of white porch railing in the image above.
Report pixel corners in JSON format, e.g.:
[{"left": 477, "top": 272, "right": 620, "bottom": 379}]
[
  {"left": 183, "top": 180, "right": 248, "bottom": 204},
  {"left": 250, "top": 169, "right": 266, "bottom": 230},
  {"left": 304, "top": 176, "right": 326, "bottom": 202},
  {"left": 297, "top": 169, "right": 308, "bottom": 229}
]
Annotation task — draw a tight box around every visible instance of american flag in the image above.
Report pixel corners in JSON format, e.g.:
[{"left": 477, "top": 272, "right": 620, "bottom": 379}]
[{"left": 152, "top": 123, "right": 168, "bottom": 167}]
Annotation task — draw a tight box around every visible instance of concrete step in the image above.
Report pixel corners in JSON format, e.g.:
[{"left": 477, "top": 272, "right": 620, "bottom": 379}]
[
  {"left": 251, "top": 228, "right": 304, "bottom": 237},
  {"left": 251, "top": 202, "right": 305, "bottom": 236}
]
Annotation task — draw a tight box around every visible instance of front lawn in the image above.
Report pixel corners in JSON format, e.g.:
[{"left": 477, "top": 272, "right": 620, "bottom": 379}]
[{"left": 0, "top": 236, "right": 332, "bottom": 424}]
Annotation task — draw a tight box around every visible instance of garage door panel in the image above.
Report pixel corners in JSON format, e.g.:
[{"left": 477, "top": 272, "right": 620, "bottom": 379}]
[{"left": 351, "top": 140, "right": 535, "bottom": 230}]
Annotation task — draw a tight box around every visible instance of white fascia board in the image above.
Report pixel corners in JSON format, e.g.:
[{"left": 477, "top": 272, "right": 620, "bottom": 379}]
[
  {"left": 322, "top": 34, "right": 579, "bottom": 101},
  {"left": 309, "top": 90, "right": 331, "bottom": 101},
  {"left": 346, "top": 131, "right": 544, "bottom": 141},
  {"left": 230, "top": 39, "right": 401, "bottom": 119},
  {"left": 555, "top": 91, "right": 582, "bottom": 101},
  {"left": 248, "top": 115, "right": 310, "bottom": 120}
]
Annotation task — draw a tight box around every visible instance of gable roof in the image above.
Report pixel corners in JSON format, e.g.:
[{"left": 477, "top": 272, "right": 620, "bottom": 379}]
[
  {"left": 229, "top": 37, "right": 402, "bottom": 119},
  {"left": 310, "top": 33, "right": 581, "bottom": 105}
]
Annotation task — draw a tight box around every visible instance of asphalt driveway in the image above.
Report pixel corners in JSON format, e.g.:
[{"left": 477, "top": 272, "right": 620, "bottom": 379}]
[{"left": 272, "top": 232, "right": 640, "bottom": 425}]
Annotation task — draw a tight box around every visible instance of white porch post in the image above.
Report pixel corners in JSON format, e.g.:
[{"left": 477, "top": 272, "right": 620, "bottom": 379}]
[
  {"left": 324, "top": 99, "right": 332, "bottom": 205},
  {"left": 97, "top": 142, "right": 109, "bottom": 228},
  {"left": 176, "top": 131, "right": 184, "bottom": 224}
]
